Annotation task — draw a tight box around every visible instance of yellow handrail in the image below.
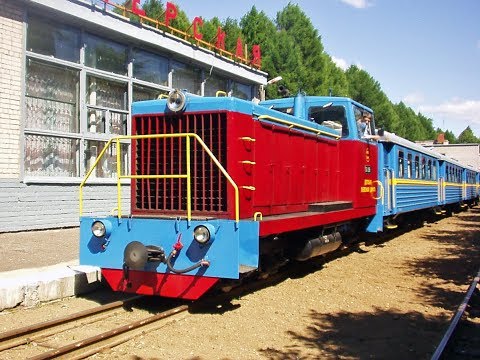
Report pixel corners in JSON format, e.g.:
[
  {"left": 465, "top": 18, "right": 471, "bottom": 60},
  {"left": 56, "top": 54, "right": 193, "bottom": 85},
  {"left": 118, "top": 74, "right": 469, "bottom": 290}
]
[
  {"left": 257, "top": 115, "right": 341, "bottom": 140},
  {"left": 79, "top": 133, "right": 240, "bottom": 223}
]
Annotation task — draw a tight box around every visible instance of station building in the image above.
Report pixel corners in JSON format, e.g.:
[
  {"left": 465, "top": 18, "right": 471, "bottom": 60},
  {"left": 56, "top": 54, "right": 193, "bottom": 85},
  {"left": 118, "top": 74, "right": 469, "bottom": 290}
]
[
  {"left": 418, "top": 134, "right": 480, "bottom": 171},
  {"left": 0, "top": 0, "right": 267, "bottom": 232}
]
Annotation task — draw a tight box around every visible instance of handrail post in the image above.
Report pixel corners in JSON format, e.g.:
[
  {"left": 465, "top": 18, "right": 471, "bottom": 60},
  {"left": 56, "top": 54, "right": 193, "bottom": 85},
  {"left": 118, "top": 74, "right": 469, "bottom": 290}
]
[
  {"left": 186, "top": 135, "right": 192, "bottom": 223},
  {"left": 115, "top": 138, "right": 123, "bottom": 219},
  {"left": 79, "top": 138, "right": 115, "bottom": 216}
]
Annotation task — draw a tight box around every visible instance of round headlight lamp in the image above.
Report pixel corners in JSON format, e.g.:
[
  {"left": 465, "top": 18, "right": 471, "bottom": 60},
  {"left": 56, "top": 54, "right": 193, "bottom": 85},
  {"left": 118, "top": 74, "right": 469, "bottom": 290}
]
[
  {"left": 193, "top": 223, "right": 216, "bottom": 244},
  {"left": 91, "top": 220, "right": 112, "bottom": 238},
  {"left": 166, "top": 89, "right": 187, "bottom": 112}
]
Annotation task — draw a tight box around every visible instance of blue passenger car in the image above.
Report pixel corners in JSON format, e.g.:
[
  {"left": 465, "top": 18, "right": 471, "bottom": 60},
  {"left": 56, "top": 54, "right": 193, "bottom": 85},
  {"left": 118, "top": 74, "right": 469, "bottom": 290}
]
[{"left": 367, "top": 131, "right": 442, "bottom": 232}]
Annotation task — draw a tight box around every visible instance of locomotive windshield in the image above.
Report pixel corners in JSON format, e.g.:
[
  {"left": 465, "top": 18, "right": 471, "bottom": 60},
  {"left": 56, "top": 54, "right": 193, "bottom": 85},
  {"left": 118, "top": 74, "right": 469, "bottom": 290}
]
[{"left": 309, "top": 106, "right": 348, "bottom": 137}]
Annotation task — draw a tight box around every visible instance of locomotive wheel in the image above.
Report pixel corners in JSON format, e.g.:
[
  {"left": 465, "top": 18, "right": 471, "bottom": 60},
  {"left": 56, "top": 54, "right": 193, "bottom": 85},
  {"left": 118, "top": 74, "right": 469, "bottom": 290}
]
[{"left": 124, "top": 241, "right": 148, "bottom": 269}]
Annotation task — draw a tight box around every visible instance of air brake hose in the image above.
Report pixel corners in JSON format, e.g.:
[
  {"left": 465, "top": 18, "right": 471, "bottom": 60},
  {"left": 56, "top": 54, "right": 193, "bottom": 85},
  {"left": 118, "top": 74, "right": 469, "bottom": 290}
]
[{"left": 165, "top": 250, "right": 210, "bottom": 274}]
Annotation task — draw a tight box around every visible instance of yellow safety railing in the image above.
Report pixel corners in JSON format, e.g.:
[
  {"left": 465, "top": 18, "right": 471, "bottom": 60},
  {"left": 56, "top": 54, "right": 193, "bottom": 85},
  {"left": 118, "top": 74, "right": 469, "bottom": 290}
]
[
  {"left": 257, "top": 115, "right": 341, "bottom": 140},
  {"left": 79, "top": 133, "right": 240, "bottom": 223}
]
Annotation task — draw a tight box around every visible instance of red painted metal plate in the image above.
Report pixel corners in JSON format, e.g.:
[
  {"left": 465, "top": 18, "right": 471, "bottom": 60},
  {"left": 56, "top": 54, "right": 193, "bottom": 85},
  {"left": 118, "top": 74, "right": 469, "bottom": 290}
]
[{"left": 102, "top": 269, "right": 219, "bottom": 300}]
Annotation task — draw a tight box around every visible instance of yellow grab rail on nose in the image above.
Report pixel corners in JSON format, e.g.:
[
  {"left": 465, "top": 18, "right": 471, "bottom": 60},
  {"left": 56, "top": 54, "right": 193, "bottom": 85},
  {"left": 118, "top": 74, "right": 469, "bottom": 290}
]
[{"left": 79, "top": 133, "right": 240, "bottom": 223}]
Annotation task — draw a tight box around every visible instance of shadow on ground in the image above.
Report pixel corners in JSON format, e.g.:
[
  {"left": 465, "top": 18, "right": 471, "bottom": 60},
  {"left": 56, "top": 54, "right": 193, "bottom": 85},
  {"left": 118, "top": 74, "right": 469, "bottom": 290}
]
[
  {"left": 259, "top": 208, "right": 480, "bottom": 360},
  {"left": 259, "top": 308, "right": 447, "bottom": 359}
]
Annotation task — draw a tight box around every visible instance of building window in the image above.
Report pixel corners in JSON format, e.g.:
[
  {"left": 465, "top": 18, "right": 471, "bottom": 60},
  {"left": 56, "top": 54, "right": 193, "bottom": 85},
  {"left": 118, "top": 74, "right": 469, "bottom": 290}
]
[
  {"left": 24, "top": 135, "right": 80, "bottom": 177},
  {"left": 27, "top": 16, "right": 80, "bottom": 63},
  {"left": 133, "top": 84, "right": 168, "bottom": 102},
  {"left": 25, "top": 59, "right": 79, "bottom": 133},
  {"left": 231, "top": 81, "right": 253, "bottom": 100},
  {"left": 133, "top": 49, "right": 169, "bottom": 86},
  {"left": 86, "top": 76, "right": 128, "bottom": 135},
  {"left": 23, "top": 14, "right": 258, "bottom": 181},
  {"left": 84, "top": 141, "right": 129, "bottom": 178},
  {"left": 24, "top": 59, "right": 80, "bottom": 177},
  {"left": 204, "top": 74, "right": 228, "bottom": 97},
  {"left": 172, "top": 61, "right": 202, "bottom": 95},
  {"left": 85, "top": 33, "right": 128, "bottom": 75}
]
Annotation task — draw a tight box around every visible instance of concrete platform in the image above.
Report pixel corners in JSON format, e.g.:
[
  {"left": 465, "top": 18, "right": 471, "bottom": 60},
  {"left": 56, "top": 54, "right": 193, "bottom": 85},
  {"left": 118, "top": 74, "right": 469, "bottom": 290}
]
[
  {"left": 0, "top": 228, "right": 104, "bottom": 311},
  {"left": 0, "top": 261, "right": 102, "bottom": 311}
]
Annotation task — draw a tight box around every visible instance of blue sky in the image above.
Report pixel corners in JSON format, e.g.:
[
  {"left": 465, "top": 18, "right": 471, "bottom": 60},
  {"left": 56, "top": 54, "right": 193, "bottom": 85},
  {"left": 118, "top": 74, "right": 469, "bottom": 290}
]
[{"left": 169, "top": 0, "right": 480, "bottom": 137}]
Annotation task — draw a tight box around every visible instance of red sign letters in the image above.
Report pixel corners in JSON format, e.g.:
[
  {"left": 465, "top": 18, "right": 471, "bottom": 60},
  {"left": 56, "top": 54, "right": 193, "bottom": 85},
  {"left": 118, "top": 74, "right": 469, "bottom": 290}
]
[{"left": 128, "top": 1, "right": 261, "bottom": 67}]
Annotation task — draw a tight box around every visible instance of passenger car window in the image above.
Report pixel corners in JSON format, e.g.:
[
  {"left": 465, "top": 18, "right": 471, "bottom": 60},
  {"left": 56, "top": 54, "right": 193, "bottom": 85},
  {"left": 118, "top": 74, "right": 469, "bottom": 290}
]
[
  {"left": 398, "top": 151, "right": 404, "bottom": 178},
  {"left": 407, "top": 154, "right": 412, "bottom": 178}
]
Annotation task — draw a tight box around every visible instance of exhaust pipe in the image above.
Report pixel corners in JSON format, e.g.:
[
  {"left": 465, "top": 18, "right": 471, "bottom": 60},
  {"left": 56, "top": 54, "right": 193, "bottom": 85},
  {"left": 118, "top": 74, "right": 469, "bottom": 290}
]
[{"left": 295, "top": 232, "right": 342, "bottom": 261}]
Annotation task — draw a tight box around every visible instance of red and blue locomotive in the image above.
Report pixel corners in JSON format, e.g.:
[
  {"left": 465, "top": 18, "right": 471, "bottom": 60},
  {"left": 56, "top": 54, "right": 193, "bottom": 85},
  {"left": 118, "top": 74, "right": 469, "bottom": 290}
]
[{"left": 79, "top": 90, "right": 479, "bottom": 299}]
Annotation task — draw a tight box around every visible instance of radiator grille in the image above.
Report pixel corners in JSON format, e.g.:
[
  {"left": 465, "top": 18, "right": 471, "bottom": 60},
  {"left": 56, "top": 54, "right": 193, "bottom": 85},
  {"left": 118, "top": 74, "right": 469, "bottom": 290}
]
[{"left": 132, "top": 112, "right": 228, "bottom": 216}]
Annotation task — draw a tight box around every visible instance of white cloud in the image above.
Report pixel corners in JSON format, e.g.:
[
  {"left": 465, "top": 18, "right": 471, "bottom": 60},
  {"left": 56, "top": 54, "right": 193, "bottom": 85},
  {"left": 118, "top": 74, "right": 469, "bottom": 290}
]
[
  {"left": 340, "top": 0, "right": 372, "bottom": 9},
  {"left": 417, "top": 98, "right": 480, "bottom": 135},
  {"left": 331, "top": 55, "right": 363, "bottom": 71},
  {"left": 418, "top": 98, "right": 480, "bottom": 123},
  {"left": 332, "top": 56, "right": 348, "bottom": 70},
  {"left": 402, "top": 92, "right": 425, "bottom": 105}
]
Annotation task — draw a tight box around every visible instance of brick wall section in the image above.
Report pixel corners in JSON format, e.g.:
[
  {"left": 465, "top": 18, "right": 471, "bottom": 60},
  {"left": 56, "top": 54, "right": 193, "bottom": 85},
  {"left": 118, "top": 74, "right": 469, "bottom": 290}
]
[{"left": 0, "top": 0, "right": 23, "bottom": 179}]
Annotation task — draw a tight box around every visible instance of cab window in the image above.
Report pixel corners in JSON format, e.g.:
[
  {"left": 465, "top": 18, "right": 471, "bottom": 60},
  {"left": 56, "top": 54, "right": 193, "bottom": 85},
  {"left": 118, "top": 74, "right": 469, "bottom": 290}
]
[{"left": 309, "top": 106, "right": 348, "bottom": 137}]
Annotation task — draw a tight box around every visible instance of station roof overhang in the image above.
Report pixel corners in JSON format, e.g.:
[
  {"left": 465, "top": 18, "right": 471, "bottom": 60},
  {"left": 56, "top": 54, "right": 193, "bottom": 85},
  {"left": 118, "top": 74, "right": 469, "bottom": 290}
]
[{"left": 22, "top": 0, "right": 268, "bottom": 85}]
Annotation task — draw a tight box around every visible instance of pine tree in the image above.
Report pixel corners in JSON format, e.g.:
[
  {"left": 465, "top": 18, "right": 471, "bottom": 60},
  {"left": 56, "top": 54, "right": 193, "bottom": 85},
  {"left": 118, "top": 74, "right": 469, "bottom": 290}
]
[{"left": 458, "top": 126, "right": 479, "bottom": 143}]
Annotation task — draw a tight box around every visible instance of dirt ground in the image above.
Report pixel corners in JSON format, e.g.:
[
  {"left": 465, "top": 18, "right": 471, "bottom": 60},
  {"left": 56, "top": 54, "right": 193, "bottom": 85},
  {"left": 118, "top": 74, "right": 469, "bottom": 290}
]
[{"left": 1, "top": 208, "right": 479, "bottom": 359}]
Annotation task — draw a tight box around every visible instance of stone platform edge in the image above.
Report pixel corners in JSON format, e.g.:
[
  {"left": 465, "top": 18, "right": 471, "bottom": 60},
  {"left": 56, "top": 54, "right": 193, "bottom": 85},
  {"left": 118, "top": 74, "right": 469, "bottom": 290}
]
[{"left": 0, "top": 262, "right": 102, "bottom": 311}]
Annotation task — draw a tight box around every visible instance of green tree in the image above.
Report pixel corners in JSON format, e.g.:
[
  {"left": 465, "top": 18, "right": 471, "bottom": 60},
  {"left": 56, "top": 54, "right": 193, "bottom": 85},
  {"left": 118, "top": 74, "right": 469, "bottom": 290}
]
[
  {"left": 142, "top": 0, "right": 164, "bottom": 21},
  {"left": 276, "top": 4, "right": 326, "bottom": 95},
  {"left": 416, "top": 113, "right": 436, "bottom": 140},
  {"left": 222, "top": 18, "right": 244, "bottom": 55},
  {"left": 444, "top": 130, "right": 457, "bottom": 144},
  {"left": 322, "top": 54, "right": 349, "bottom": 97},
  {"left": 202, "top": 17, "right": 223, "bottom": 46},
  {"left": 113, "top": 0, "right": 140, "bottom": 22},
  {"left": 346, "top": 65, "right": 400, "bottom": 133},
  {"left": 240, "top": 7, "right": 277, "bottom": 71},
  {"left": 458, "top": 126, "right": 479, "bottom": 143}
]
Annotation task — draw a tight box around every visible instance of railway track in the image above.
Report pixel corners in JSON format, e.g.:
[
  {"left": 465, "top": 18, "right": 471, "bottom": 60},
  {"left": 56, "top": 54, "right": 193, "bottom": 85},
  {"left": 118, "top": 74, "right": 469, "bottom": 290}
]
[
  {"left": 0, "top": 224, "right": 477, "bottom": 359},
  {"left": 0, "top": 259, "right": 318, "bottom": 359},
  {"left": 431, "top": 267, "right": 480, "bottom": 360},
  {"left": 0, "top": 296, "right": 188, "bottom": 359}
]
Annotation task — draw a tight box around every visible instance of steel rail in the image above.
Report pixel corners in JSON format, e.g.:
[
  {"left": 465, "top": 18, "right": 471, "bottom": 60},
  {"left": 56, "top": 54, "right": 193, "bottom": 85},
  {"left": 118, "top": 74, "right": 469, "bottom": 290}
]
[
  {"left": 27, "top": 305, "right": 189, "bottom": 360},
  {"left": 430, "top": 266, "right": 480, "bottom": 360},
  {"left": 0, "top": 296, "right": 141, "bottom": 351}
]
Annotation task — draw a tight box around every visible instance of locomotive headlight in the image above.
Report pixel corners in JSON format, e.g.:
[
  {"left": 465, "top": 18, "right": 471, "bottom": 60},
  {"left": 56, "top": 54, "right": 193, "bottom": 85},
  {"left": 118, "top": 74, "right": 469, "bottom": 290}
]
[
  {"left": 91, "top": 220, "right": 112, "bottom": 238},
  {"left": 166, "top": 89, "right": 187, "bottom": 112},
  {"left": 193, "top": 224, "right": 216, "bottom": 244}
]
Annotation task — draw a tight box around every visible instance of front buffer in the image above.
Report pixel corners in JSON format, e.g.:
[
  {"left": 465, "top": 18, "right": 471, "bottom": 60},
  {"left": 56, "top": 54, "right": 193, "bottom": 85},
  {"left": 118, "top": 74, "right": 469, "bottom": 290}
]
[{"left": 80, "top": 216, "right": 259, "bottom": 300}]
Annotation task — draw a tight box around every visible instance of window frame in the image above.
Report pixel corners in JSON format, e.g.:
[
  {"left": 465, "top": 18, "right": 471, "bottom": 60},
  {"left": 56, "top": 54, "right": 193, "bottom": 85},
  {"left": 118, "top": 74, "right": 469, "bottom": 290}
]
[
  {"left": 398, "top": 151, "right": 404, "bottom": 178},
  {"left": 22, "top": 13, "right": 259, "bottom": 184}
]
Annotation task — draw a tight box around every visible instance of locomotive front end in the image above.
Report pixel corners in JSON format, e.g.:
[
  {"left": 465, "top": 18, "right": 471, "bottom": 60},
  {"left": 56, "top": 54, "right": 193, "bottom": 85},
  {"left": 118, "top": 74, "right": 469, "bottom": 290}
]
[{"left": 79, "top": 92, "right": 259, "bottom": 299}]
